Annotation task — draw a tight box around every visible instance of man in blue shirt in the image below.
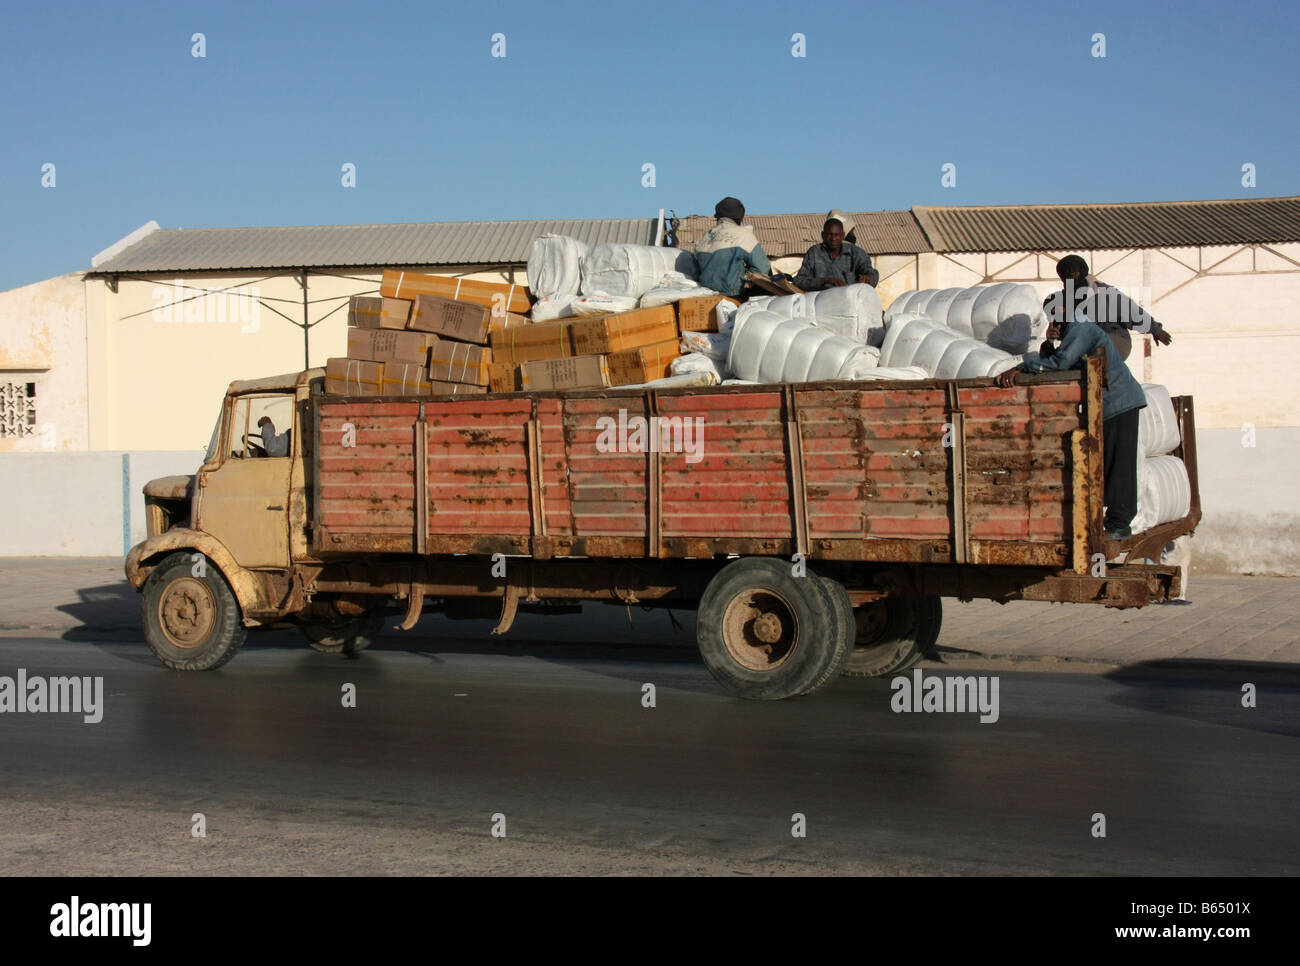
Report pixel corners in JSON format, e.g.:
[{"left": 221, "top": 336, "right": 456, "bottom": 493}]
[
  {"left": 793, "top": 217, "right": 878, "bottom": 290},
  {"left": 996, "top": 292, "right": 1147, "bottom": 539}
]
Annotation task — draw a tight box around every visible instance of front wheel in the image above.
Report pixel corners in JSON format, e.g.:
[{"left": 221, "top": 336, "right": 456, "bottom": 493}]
[{"left": 141, "top": 551, "right": 247, "bottom": 670}]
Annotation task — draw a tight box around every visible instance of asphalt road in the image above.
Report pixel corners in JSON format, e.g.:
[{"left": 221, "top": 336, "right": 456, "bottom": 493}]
[{"left": 1, "top": 614, "right": 1296, "bottom": 876}]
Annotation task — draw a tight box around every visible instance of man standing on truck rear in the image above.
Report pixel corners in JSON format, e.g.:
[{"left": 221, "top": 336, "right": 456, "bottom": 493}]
[
  {"left": 693, "top": 197, "right": 773, "bottom": 297},
  {"left": 996, "top": 288, "right": 1147, "bottom": 540},
  {"left": 1047, "top": 254, "right": 1173, "bottom": 361}
]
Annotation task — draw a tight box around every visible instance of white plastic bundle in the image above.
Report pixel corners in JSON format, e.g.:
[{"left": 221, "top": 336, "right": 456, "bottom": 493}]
[
  {"left": 530, "top": 293, "right": 638, "bottom": 322},
  {"left": 670, "top": 352, "right": 725, "bottom": 384},
  {"left": 727, "top": 310, "right": 882, "bottom": 384},
  {"left": 627, "top": 371, "right": 718, "bottom": 390},
  {"left": 680, "top": 331, "right": 730, "bottom": 361},
  {"left": 526, "top": 234, "right": 588, "bottom": 299},
  {"left": 880, "top": 314, "right": 1017, "bottom": 378},
  {"left": 1138, "top": 383, "right": 1180, "bottom": 456},
  {"left": 581, "top": 244, "right": 697, "bottom": 298},
  {"left": 739, "top": 284, "right": 884, "bottom": 345},
  {"left": 639, "top": 273, "right": 719, "bottom": 308},
  {"left": 852, "top": 366, "right": 930, "bottom": 381},
  {"left": 885, "top": 283, "right": 1047, "bottom": 354},
  {"left": 1132, "top": 455, "right": 1191, "bottom": 532}
]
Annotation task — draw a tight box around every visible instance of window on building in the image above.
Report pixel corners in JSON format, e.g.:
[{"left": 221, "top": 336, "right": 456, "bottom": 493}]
[{"left": 0, "top": 380, "right": 37, "bottom": 438}]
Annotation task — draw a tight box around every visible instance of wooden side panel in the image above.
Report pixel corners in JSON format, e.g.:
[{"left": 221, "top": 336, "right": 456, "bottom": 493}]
[
  {"left": 425, "top": 397, "right": 534, "bottom": 534},
  {"left": 318, "top": 399, "right": 419, "bottom": 545}
]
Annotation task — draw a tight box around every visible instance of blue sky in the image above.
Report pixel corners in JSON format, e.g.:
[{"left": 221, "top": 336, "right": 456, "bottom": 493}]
[{"left": 1, "top": 0, "right": 1296, "bottom": 290}]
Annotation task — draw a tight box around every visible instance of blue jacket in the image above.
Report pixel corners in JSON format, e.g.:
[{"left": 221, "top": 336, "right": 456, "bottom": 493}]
[
  {"left": 693, "top": 218, "right": 771, "bottom": 296},
  {"left": 1020, "top": 314, "right": 1146, "bottom": 421}
]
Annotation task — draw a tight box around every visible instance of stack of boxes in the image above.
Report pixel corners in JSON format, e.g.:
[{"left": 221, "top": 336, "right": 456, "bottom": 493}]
[{"left": 325, "top": 268, "right": 732, "bottom": 397}]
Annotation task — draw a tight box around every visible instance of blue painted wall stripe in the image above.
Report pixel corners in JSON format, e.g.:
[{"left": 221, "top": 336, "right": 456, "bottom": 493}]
[{"left": 121, "top": 453, "right": 131, "bottom": 556}]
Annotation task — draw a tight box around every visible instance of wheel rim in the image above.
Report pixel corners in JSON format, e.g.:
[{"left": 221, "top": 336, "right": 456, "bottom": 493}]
[
  {"left": 854, "top": 600, "right": 890, "bottom": 645},
  {"left": 158, "top": 577, "right": 217, "bottom": 649},
  {"left": 721, "top": 589, "right": 798, "bottom": 671}
]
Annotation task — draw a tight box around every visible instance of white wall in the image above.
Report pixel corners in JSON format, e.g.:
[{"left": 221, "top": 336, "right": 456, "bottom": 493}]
[
  {"left": 0, "top": 451, "right": 204, "bottom": 555},
  {"left": 0, "top": 272, "right": 88, "bottom": 452}
]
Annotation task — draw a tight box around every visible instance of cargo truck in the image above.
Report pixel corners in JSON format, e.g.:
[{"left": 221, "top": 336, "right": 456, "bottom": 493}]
[{"left": 124, "top": 356, "right": 1200, "bottom": 699}]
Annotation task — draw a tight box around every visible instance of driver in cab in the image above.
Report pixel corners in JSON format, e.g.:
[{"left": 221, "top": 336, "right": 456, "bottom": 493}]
[{"left": 256, "top": 416, "right": 290, "bottom": 457}]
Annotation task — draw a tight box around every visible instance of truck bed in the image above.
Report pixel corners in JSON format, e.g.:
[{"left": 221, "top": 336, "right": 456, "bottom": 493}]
[{"left": 309, "top": 357, "right": 1196, "bottom": 573}]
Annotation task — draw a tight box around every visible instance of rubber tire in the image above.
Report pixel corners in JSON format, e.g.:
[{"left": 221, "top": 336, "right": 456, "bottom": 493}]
[
  {"left": 141, "top": 551, "right": 247, "bottom": 671},
  {"left": 300, "top": 611, "right": 384, "bottom": 656},
  {"left": 799, "top": 575, "right": 856, "bottom": 695},
  {"left": 915, "top": 596, "right": 943, "bottom": 658},
  {"left": 842, "top": 595, "right": 930, "bottom": 678},
  {"left": 696, "top": 557, "right": 840, "bottom": 700}
]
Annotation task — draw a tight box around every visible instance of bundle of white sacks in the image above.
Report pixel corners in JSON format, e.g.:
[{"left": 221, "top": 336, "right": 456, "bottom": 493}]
[
  {"left": 885, "top": 282, "right": 1048, "bottom": 354},
  {"left": 1131, "top": 384, "right": 1191, "bottom": 532}
]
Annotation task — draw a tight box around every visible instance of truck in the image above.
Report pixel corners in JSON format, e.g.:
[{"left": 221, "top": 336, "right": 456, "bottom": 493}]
[{"left": 124, "top": 355, "right": 1201, "bottom": 699}]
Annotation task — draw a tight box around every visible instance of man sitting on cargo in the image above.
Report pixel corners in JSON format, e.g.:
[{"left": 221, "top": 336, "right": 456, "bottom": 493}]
[
  {"left": 693, "top": 197, "right": 773, "bottom": 298},
  {"left": 996, "top": 289, "right": 1147, "bottom": 541},
  {"left": 793, "top": 217, "right": 878, "bottom": 290},
  {"left": 1047, "top": 254, "right": 1172, "bottom": 361}
]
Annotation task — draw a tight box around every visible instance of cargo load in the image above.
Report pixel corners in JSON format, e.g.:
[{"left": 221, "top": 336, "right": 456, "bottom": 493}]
[
  {"left": 569, "top": 304, "right": 677, "bottom": 355},
  {"left": 740, "top": 283, "right": 884, "bottom": 346},
  {"left": 346, "top": 327, "right": 431, "bottom": 366},
  {"left": 347, "top": 296, "right": 385, "bottom": 329},
  {"left": 526, "top": 234, "right": 588, "bottom": 299},
  {"left": 676, "top": 295, "right": 732, "bottom": 332},
  {"left": 878, "top": 314, "right": 1019, "bottom": 379},
  {"left": 489, "top": 320, "right": 573, "bottom": 365},
  {"left": 324, "top": 358, "right": 382, "bottom": 396},
  {"left": 886, "top": 283, "right": 1047, "bottom": 354},
  {"left": 581, "top": 244, "right": 698, "bottom": 299},
  {"left": 530, "top": 293, "right": 639, "bottom": 323},
  {"left": 428, "top": 341, "right": 492, "bottom": 387},
  {"left": 519, "top": 355, "right": 610, "bottom": 391},
  {"left": 607, "top": 339, "right": 681, "bottom": 387},
  {"left": 728, "top": 311, "right": 880, "bottom": 383},
  {"left": 381, "top": 269, "right": 530, "bottom": 315},
  {"left": 408, "top": 295, "right": 492, "bottom": 344}
]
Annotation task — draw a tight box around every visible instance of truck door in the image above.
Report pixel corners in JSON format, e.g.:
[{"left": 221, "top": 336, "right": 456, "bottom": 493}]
[{"left": 195, "top": 392, "right": 294, "bottom": 568}]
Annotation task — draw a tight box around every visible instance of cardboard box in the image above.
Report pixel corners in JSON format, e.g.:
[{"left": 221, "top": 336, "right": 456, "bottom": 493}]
[
  {"left": 325, "top": 358, "right": 383, "bottom": 396},
  {"left": 381, "top": 269, "right": 531, "bottom": 315},
  {"left": 676, "top": 295, "right": 728, "bottom": 332},
  {"left": 347, "top": 326, "right": 431, "bottom": 366},
  {"left": 381, "top": 363, "right": 434, "bottom": 396},
  {"left": 489, "top": 320, "right": 573, "bottom": 365},
  {"left": 408, "top": 294, "right": 492, "bottom": 344},
  {"left": 569, "top": 305, "right": 678, "bottom": 355},
  {"left": 488, "top": 362, "right": 520, "bottom": 393},
  {"left": 427, "top": 381, "right": 487, "bottom": 396},
  {"left": 489, "top": 312, "right": 530, "bottom": 334},
  {"left": 348, "top": 295, "right": 386, "bottom": 329},
  {"left": 380, "top": 297, "right": 412, "bottom": 328},
  {"left": 428, "top": 341, "right": 492, "bottom": 386},
  {"left": 607, "top": 338, "right": 682, "bottom": 387},
  {"left": 519, "top": 354, "right": 610, "bottom": 392}
]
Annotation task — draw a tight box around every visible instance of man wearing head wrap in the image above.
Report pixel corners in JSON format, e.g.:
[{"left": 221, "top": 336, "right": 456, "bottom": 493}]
[
  {"left": 692, "top": 197, "right": 772, "bottom": 297},
  {"left": 1044, "top": 254, "right": 1172, "bottom": 360},
  {"left": 793, "top": 214, "right": 879, "bottom": 290},
  {"left": 997, "top": 286, "right": 1147, "bottom": 540}
]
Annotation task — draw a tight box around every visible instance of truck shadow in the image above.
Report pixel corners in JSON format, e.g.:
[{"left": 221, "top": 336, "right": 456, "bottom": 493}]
[{"left": 1102, "top": 659, "right": 1300, "bottom": 738}]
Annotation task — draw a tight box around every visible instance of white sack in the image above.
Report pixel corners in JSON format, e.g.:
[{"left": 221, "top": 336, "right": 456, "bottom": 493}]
[
  {"left": 1138, "top": 383, "right": 1180, "bottom": 456},
  {"left": 526, "top": 234, "right": 587, "bottom": 299},
  {"left": 1132, "top": 455, "right": 1192, "bottom": 532},
  {"left": 670, "top": 352, "right": 725, "bottom": 384},
  {"left": 722, "top": 379, "right": 761, "bottom": 386},
  {"left": 680, "top": 331, "right": 731, "bottom": 361},
  {"left": 581, "top": 244, "right": 697, "bottom": 298},
  {"left": 728, "top": 309, "right": 787, "bottom": 381},
  {"left": 530, "top": 293, "right": 639, "bottom": 322},
  {"left": 639, "top": 275, "right": 718, "bottom": 308},
  {"left": 758, "top": 320, "right": 809, "bottom": 384},
  {"left": 715, "top": 298, "right": 739, "bottom": 335},
  {"left": 852, "top": 366, "right": 930, "bottom": 381},
  {"left": 986, "top": 284, "right": 1048, "bottom": 354},
  {"left": 835, "top": 345, "right": 883, "bottom": 380}
]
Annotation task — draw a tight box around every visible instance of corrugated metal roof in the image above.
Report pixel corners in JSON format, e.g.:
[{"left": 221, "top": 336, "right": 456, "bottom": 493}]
[
  {"left": 914, "top": 196, "right": 1300, "bottom": 253},
  {"left": 86, "top": 218, "right": 660, "bottom": 275},
  {"left": 674, "top": 210, "right": 931, "bottom": 256}
]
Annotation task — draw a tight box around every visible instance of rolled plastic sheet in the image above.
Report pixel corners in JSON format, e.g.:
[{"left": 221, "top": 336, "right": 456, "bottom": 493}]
[{"left": 1138, "top": 383, "right": 1181, "bottom": 456}]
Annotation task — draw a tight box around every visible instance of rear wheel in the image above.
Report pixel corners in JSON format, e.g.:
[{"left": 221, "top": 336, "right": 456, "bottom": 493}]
[
  {"left": 300, "top": 610, "right": 384, "bottom": 656},
  {"left": 842, "top": 595, "right": 942, "bottom": 678},
  {"left": 142, "top": 551, "right": 247, "bottom": 670},
  {"left": 696, "top": 557, "right": 843, "bottom": 700}
]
